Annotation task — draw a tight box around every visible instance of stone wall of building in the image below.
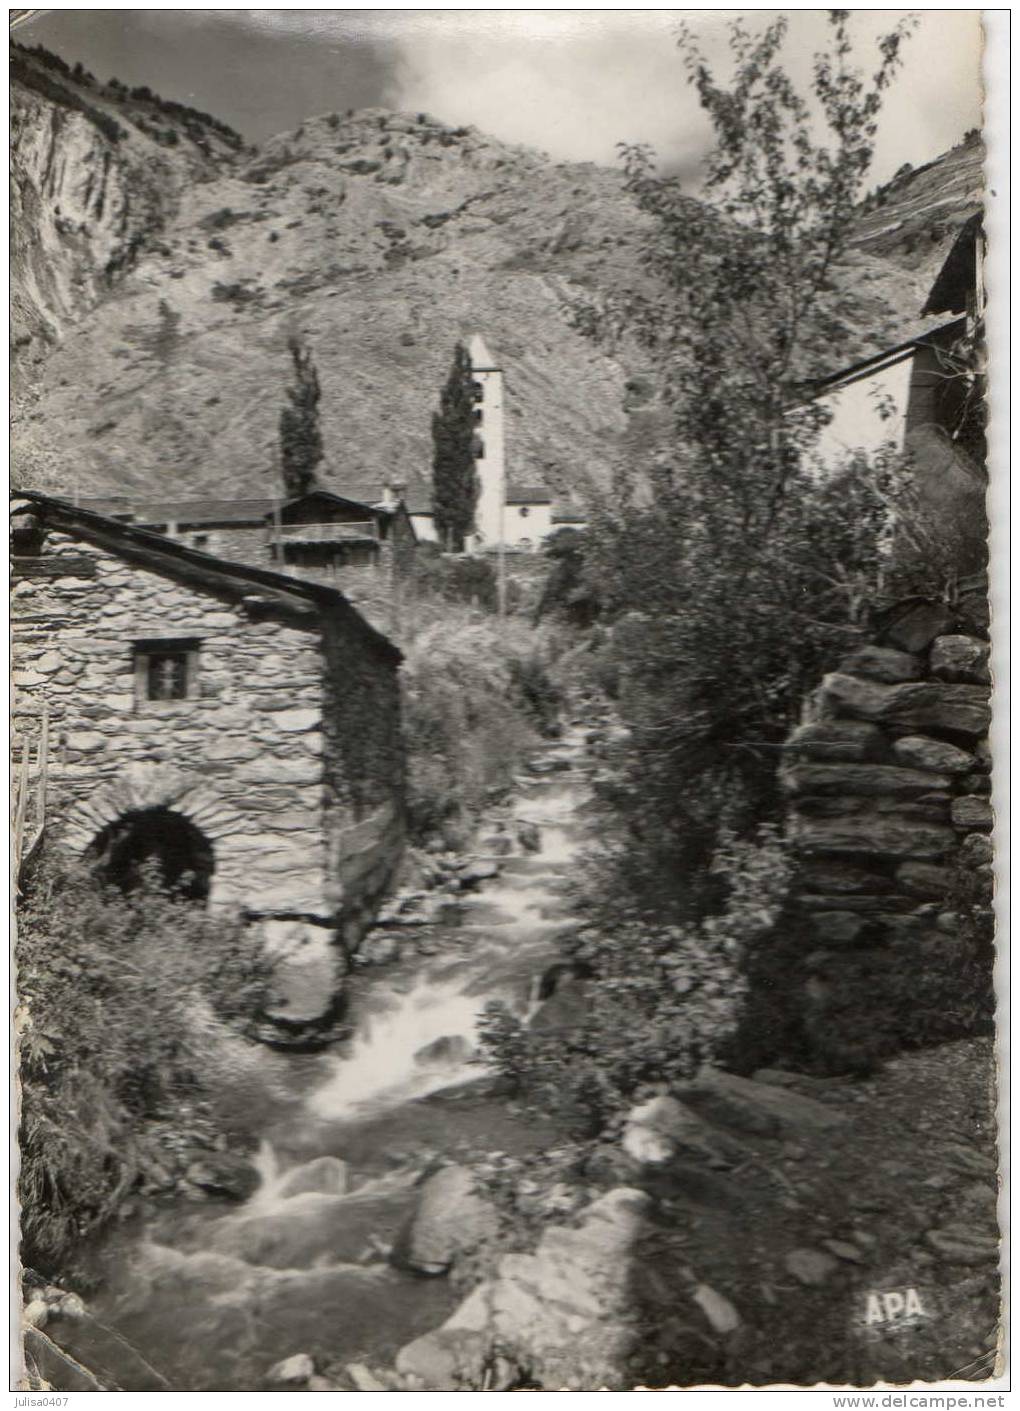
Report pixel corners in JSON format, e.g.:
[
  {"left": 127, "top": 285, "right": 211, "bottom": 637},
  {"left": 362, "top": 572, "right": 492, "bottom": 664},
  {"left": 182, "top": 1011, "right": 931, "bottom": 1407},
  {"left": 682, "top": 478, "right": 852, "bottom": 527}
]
[
  {"left": 12, "top": 521, "right": 406, "bottom": 1043},
  {"left": 13, "top": 529, "right": 329, "bottom": 911},
  {"left": 322, "top": 616, "right": 407, "bottom": 948},
  {"left": 778, "top": 606, "right": 993, "bottom": 1072}
]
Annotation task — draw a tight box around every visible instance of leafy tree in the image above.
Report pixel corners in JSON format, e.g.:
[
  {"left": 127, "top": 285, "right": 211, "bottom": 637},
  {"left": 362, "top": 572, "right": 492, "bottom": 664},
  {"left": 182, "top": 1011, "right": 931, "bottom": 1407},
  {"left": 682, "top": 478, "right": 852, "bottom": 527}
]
[
  {"left": 279, "top": 335, "right": 323, "bottom": 498},
  {"left": 534, "top": 528, "right": 601, "bottom": 628},
  {"left": 579, "top": 12, "right": 914, "bottom": 903},
  {"left": 431, "top": 341, "right": 479, "bottom": 551}
]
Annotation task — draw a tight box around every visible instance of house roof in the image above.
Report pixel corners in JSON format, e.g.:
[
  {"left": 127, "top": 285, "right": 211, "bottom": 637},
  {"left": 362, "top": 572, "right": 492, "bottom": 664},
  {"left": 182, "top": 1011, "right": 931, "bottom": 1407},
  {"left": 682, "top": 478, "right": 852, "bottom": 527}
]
[
  {"left": 274, "top": 489, "right": 383, "bottom": 520},
  {"left": 810, "top": 317, "right": 967, "bottom": 397},
  {"left": 551, "top": 503, "right": 588, "bottom": 525},
  {"left": 11, "top": 492, "right": 402, "bottom": 665},
  {"left": 922, "top": 213, "right": 984, "bottom": 318},
  {"left": 323, "top": 475, "right": 432, "bottom": 516},
  {"left": 506, "top": 484, "right": 553, "bottom": 506},
  {"left": 75, "top": 474, "right": 433, "bottom": 523},
  {"left": 77, "top": 496, "right": 278, "bottom": 526}
]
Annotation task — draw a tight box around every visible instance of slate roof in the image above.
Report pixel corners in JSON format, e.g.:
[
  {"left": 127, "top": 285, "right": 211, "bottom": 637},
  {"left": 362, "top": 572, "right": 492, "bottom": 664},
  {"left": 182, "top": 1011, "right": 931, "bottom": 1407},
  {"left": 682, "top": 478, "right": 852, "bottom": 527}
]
[
  {"left": 810, "top": 317, "right": 966, "bottom": 396},
  {"left": 77, "top": 496, "right": 277, "bottom": 526},
  {"left": 506, "top": 484, "right": 553, "bottom": 505},
  {"left": 74, "top": 471, "right": 434, "bottom": 523},
  {"left": 922, "top": 213, "right": 984, "bottom": 318},
  {"left": 551, "top": 503, "right": 588, "bottom": 524},
  {"left": 11, "top": 492, "right": 402, "bottom": 664}
]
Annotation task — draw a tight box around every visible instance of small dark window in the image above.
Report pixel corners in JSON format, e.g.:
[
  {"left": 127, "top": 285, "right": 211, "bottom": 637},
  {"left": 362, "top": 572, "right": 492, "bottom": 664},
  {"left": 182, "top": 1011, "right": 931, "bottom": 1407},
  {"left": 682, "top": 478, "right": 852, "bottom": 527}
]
[
  {"left": 519, "top": 506, "right": 530, "bottom": 518},
  {"left": 474, "top": 435, "right": 485, "bottom": 459},
  {"left": 134, "top": 639, "right": 200, "bottom": 704},
  {"left": 148, "top": 653, "right": 189, "bottom": 699}
]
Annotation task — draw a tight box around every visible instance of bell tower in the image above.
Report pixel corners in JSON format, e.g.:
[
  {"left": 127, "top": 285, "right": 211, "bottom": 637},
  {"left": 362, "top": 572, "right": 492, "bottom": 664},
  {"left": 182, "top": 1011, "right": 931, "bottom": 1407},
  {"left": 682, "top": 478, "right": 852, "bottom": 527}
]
[{"left": 467, "top": 334, "right": 505, "bottom": 548}]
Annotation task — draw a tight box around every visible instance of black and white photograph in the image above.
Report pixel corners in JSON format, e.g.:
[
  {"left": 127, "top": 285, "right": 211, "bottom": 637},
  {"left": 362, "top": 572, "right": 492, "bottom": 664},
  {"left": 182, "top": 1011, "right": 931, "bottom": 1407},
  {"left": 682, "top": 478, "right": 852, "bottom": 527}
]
[{"left": 10, "top": 6, "right": 1003, "bottom": 1395}]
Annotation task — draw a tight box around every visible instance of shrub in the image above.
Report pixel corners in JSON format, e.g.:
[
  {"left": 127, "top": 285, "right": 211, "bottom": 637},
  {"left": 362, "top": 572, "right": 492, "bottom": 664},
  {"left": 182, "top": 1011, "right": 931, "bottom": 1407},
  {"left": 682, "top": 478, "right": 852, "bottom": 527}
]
[
  {"left": 397, "top": 603, "right": 563, "bottom": 845},
  {"left": 16, "top": 862, "right": 269, "bottom": 1271},
  {"left": 409, "top": 547, "right": 497, "bottom": 611}
]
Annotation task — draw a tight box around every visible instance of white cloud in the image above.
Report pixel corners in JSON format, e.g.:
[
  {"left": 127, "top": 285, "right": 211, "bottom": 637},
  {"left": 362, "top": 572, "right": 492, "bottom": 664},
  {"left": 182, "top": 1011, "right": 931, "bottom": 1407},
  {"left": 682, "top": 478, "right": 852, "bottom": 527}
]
[{"left": 380, "top": 9, "right": 983, "bottom": 184}]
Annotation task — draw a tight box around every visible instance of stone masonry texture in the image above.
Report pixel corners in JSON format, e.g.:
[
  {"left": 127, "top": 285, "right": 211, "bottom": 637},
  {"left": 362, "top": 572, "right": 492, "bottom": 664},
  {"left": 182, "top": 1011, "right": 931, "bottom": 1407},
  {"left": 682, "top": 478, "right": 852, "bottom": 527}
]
[
  {"left": 12, "top": 510, "right": 405, "bottom": 1039},
  {"left": 779, "top": 604, "right": 994, "bottom": 1073}
]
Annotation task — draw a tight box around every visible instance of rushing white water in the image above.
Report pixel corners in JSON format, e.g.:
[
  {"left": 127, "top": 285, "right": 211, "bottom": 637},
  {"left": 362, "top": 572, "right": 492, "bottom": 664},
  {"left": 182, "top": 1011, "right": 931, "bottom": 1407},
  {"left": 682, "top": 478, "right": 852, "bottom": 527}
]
[{"left": 308, "top": 981, "right": 489, "bottom": 1119}]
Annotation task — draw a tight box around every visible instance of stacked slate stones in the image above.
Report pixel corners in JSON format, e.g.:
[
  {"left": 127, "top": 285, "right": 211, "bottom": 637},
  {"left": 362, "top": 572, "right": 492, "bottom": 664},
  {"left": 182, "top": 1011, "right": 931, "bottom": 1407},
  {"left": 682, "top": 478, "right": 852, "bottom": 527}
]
[{"left": 781, "top": 604, "right": 994, "bottom": 1072}]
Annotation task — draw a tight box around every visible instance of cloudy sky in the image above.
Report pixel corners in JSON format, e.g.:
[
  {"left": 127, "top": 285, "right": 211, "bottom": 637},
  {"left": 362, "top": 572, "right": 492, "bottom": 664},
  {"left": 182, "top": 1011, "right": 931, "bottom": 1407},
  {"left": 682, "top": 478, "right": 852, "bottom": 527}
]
[{"left": 16, "top": 8, "right": 984, "bottom": 186}]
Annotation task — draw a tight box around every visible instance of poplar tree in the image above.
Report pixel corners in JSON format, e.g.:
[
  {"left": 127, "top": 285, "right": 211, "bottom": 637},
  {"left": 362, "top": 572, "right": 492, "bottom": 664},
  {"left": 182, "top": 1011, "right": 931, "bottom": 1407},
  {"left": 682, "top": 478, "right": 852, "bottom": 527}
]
[
  {"left": 431, "top": 341, "right": 479, "bottom": 552},
  {"left": 279, "top": 336, "right": 323, "bottom": 498}
]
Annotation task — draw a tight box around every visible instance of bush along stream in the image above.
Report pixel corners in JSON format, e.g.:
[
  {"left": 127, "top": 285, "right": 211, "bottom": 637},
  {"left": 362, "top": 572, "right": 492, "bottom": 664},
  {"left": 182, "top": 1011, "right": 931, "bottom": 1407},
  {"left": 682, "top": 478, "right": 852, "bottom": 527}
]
[{"left": 21, "top": 705, "right": 1000, "bottom": 1391}]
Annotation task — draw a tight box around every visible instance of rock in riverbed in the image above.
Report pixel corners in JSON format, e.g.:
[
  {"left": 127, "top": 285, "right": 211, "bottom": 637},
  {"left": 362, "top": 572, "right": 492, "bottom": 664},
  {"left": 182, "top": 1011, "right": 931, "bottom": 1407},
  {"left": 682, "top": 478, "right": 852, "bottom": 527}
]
[
  {"left": 266, "top": 1352, "right": 315, "bottom": 1386},
  {"left": 414, "top": 1035, "right": 474, "bottom": 1067},
  {"left": 391, "top": 1164, "right": 499, "bottom": 1276},
  {"left": 184, "top": 1150, "right": 259, "bottom": 1201}
]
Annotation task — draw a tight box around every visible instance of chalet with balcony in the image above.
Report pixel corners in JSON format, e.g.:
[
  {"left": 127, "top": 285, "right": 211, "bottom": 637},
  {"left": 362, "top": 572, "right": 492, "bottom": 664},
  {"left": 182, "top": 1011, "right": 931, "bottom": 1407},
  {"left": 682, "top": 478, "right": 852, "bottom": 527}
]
[{"left": 77, "top": 478, "right": 421, "bottom": 585}]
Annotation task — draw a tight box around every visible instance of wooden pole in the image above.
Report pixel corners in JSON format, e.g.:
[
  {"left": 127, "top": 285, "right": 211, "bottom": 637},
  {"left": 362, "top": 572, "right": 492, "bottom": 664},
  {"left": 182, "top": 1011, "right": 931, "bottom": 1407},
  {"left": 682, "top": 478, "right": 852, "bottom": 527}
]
[
  {"left": 13, "top": 737, "right": 30, "bottom": 876},
  {"left": 37, "top": 704, "right": 49, "bottom": 826},
  {"left": 497, "top": 443, "right": 507, "bottom": 618}
]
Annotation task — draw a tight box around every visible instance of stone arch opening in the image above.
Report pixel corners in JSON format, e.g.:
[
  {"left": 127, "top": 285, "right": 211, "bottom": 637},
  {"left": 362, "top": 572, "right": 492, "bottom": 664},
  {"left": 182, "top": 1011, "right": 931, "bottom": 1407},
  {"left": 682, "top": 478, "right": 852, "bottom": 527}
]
[{"left": 89, "top": 807, "right": 215, "bottom": 902}]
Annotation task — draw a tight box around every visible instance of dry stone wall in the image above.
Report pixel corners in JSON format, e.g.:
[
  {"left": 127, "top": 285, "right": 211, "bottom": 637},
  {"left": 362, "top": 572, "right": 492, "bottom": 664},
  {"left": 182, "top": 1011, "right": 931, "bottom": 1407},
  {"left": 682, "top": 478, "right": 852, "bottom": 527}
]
[{"left": 780, "top": 607, "right": 993, "bottom": 1072}]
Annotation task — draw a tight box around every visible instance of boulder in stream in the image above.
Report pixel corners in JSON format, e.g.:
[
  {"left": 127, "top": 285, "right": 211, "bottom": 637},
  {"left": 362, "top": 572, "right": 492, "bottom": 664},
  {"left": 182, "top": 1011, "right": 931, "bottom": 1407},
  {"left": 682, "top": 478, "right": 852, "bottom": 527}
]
[
  {"left": 395, "top": 1328, "right": 500, "bottom": 1390},
  {"left": 276, "top": 1155, "right": 348, "bottom": 1199},
  {"left": 622, "top": 1094, "right": 745, "bottom": 1169},
  {"left": 458, "top": 860, "right": 501, "bottom": 887},
  {"left": 265, "top": 1352, "right": 316, "bottom": 1386},
  {"left": 184, "top": 1150, "right": 260, "bottom": 1201},
  {"left": 516, "top": 821, "right": 542, "bottom": 853},
  {"left": 478, "top": 832, "right": 515, "bottom": 856},
  {"left": 391, "top": 1164, "right": 499, "bottom": 1276},
  {"left": 413, "top": 1034, "right": 474, "bottom": 1067},
  {"left": 396, "top": 1187, "right": 650, "bottom": 1389}
]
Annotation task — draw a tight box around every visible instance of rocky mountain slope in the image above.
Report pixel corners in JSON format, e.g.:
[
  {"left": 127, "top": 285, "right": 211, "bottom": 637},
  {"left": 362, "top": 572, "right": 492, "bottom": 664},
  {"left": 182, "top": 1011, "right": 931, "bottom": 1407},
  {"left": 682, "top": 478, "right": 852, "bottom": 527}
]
[{"left": 10, "top": 45, "right": 985, "bottom": 505}]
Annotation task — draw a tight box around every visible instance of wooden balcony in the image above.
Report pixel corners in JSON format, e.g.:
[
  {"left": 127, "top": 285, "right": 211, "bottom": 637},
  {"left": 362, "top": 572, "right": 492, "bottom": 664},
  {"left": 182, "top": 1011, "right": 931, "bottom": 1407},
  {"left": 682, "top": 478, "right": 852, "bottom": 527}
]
[{"left": 269, "top": 520, "right": 378, "bottom": 545}]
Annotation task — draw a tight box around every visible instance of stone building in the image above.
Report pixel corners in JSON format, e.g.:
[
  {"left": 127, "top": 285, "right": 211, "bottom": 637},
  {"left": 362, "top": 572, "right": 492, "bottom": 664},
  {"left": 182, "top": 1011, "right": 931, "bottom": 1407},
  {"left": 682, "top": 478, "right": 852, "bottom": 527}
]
[{"left": 11, "top": 491, "right": 406, "bottom": 1044}]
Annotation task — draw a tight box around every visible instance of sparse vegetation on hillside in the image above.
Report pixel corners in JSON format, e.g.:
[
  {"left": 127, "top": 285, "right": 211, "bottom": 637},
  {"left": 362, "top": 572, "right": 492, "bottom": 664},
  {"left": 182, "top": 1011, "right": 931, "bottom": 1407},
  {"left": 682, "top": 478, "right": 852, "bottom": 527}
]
[
  {"left": 11, "top": 47, "right": 127, "bottom": 144},
  {"left": 11, "top": 37, "right": 980, "bottom": 504}
]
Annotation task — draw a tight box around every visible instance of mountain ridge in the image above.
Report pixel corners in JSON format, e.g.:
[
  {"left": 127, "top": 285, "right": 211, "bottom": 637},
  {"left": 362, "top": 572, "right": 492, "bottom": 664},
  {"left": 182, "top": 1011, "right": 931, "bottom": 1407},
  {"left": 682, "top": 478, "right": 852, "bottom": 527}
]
[{"left": 11, "top": 46, "right": 985, "bottom": 506}]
